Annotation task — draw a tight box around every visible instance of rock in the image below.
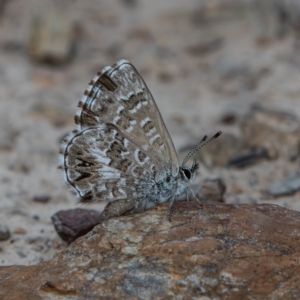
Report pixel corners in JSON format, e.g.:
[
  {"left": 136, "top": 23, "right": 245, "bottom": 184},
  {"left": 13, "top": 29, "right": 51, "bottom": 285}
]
[
  {"left": 241, "top": 105, "right": 300, "bottom": 160},
  {"left": 13, "top": 227, "right": 27, "bottom": 235},
  {"left": 1, "top": 202, "right": 300, "bottom": 299},
  {"left": 191, "top": 0, "right": 247, "bottom": 23},
  {"left": 196, "top": 132, "right": 243, "bottom": 167},
  {"left": 127, "top": 27, "right": 153, "bottom": 42},
  {"left": 120, "top": 0, "right": 137, "bottom": 8},
  {"left": 0, "top": 116, "right": 20, "bottom": 151},
  {"left": 28, "top": 8, "right": 75, "bottom": 64},
  {"left": 0, "top": 224, "right": 10, "bottom": 241},
  {"left": 198, "top": 105, "right": 299, "bottom": 168},
  {"left": 214, "top": 62, "right": 270, "bottom": 95},
  {"left": 219, "top": 98, "right": 252, "bottom": 125},
  {"left": 252, "top": 0, "right": 300, "bottom": 43},
  {"left": 186, "top": 36, "right": 223, "bottom": 56},
  {"left": 216, "top": 59, "right": 249, "bottom": 80},
  {"left": 51, "top": 208, "right": 102, "bottom": 244},
  {"left": 227, "top": 147, "right": 269, "bottom": 168},
  {"left": 32, "top": 194, "right": 51, "bottom": 204},
  {"left": 197, "top": 177, "right": 226, "bottom": 202},
  {"left": 0, "top": 0, "right": 7, "bottom": 18},
  {"left": 267, "top": 173, "right": 300, "bottom": 197}
]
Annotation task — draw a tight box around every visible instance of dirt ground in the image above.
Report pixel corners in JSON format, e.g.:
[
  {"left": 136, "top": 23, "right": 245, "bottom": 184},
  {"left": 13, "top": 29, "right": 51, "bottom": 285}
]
[{"left": 1, "top": 0, "right": 300, "bottom": 266}]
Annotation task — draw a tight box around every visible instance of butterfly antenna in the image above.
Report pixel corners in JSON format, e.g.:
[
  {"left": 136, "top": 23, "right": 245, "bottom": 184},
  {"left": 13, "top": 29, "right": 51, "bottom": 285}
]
[{"left": 181, "top": 131, "right": 222, "bottom": 167}]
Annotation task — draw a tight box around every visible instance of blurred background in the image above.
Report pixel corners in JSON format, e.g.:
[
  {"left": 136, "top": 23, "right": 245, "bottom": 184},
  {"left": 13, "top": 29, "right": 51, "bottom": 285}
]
[{"left": 1, "top": 0, "right": 300, "bottom": 265}]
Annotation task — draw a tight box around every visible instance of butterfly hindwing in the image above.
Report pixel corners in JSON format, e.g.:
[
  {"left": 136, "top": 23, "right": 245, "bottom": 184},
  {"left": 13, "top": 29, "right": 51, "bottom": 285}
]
[{"left": 61, "top": 124, "right": 154, "bottom": 203}]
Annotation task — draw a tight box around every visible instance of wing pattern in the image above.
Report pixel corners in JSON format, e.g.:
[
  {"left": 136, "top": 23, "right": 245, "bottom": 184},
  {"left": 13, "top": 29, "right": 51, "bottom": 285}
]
[{"left": 59, "top": 60, "right": 179, "bottom": 204}]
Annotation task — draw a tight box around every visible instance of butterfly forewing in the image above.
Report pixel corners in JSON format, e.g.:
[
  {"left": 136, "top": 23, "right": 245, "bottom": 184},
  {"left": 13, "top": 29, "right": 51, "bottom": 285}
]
[
  {"left": 60, "top": 59, "right": 179, "bottom": 204},
  {"left": 77, "top": 60, "right": 178, "bottom": 167}
]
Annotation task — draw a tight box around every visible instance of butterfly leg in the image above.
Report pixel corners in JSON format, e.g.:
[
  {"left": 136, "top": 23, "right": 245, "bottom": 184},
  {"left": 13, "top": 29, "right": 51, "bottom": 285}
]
[
  {"left": 167, "top": 196, "right": 176, "bottom": 222},
  {"left": 185, "top": 188, "right": 190, "bottom": 201},
  {"left": 188, "top": 187, "right": 203, "bottom": 207}
]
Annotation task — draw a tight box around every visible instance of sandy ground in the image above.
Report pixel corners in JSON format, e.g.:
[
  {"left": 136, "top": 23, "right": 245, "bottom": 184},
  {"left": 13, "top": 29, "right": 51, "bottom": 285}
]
[{"left": 1, "top": 0, "right": 300, "bottom": 266}]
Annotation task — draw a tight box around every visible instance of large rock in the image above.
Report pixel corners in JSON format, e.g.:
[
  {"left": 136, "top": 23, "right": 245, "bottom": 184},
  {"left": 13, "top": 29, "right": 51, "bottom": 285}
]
[{"left": 1, "top": 202, "right": 300, "bottom": 299}]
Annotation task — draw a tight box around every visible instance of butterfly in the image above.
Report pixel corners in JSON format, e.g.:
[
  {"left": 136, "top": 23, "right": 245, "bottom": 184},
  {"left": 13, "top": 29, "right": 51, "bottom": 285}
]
[{"left": 59, "top": 59, "right": 221, "bottom": 222}]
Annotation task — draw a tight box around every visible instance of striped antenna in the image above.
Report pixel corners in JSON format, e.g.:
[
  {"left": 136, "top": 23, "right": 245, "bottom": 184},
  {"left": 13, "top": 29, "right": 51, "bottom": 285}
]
[{"left": 181, "top": 131, "right": 222, "bottom": 167}]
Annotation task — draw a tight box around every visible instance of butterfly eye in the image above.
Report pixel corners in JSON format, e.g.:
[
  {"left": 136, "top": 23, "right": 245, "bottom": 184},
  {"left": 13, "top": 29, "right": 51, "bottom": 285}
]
[
  {"left": 180, "top": 167, "right": 192, "bottom": 182},
  {"left": 183, "top": 169, "right": 192, "bottom": 180}
]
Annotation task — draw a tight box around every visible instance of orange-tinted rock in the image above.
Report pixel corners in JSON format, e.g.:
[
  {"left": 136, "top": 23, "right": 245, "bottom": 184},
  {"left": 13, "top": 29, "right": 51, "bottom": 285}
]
[{"left": 1, "top": 202, "right": 300, "bottom": 299}]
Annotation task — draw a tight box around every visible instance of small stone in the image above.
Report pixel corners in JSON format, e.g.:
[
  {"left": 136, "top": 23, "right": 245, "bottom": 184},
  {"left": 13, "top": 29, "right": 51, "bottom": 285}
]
[
  {"left": 16, "top": 251, "right": 27, "bottom": 258},
  {"left": 227, "top": 148, "right": 269, "bottom": 168},
  {"left": 219, "top": 97, "right": 252, "bottom": 126},
  {"left": 128, "top": 28, "right": 153, "bottom": 42},
  {"left": 28, "top": 8, "right": 75, "bottom": 64},
  {"left": 267, "top": 173, "right": 300, "bottom": 197},
  {"left": 0, "top": 224, "right": 10, "bottom": 241},
  {"left": 216, "top": 59, "right": 249, "bottom": 80},
  {"left": 33, "top": 194, "right": 51, "bottom": 203},
  {"left": 0, "top": 0, "right": 7, "bottom": 18},
  {"left": 13, "top": 227, "right": 27, "bottom": 235},
  {"left": 198, "top": 178, "right": 226, "bottom": 202},
  {"left": 196, "top": 132, "right": 243, "bottom": 167},
  {"left": 241, "top": 105, "right": 300, "bottom": 160},
  {"left": 186, "top": 36, "right": 223, "bottom": 56},
  {"left": 231, "top": 185, "right": 244, "bottom": 194},
  {"left": 51, "top": 208, "right": 102, "bottom": 244},
  {"left": 0, "top": 116, "right": 19, "bottom": 150},
  {"left": 252, "top": 0, "right": 300, "bottom": 44},
  {"left": 120, "top": 0, "right": 137, "bottom": 8},
  {"left": 157, "top": 71, "right": 174, "bottom": 83},
  {"left": 32, "top": 215, "right": 40, "bottom": 221}
]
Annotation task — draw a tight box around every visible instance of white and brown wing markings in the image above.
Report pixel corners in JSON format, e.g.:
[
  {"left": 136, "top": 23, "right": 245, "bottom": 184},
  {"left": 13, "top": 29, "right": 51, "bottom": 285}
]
[
  {"left": 97, "top": 73, "right": 118, "bottom": 92},
  {"left": 74, "top": 60, "right": 178, "bottom": 170},
  {"left": 110, "top": 62, "right": 178, "bottom": 166},
  {"left": 61, "top": 124, "right": 152, "bottom": 203}
]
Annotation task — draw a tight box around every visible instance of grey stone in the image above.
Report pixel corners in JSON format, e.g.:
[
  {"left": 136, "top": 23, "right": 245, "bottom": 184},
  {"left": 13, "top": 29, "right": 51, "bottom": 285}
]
[
  {"left": 0, "top": 224, "right": 10, "bottom": 241},
  {"left": 267, "top": 173, "right": 300, "bottom": 196}
]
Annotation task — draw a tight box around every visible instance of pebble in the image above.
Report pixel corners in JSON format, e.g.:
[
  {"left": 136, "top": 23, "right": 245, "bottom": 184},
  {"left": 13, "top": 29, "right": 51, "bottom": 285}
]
[
  {"left": 196, "top": 132, "right": 243, "bottom": 167},
  {"left": 0, "top": 224, "right": 10, "bottom": 241},
  {"left": 216, "top": 59, "right": 249, "bottom": 80},
  {"left": 51, "top": 208, "right": 102, "bottom": 244},
  {"left": 227, "top": 148, "right": 269, "bottom": 168},
  {"left": 267, "top": 174, "right": 300, "bottom": 197},
  {"left": 241, "top": 105, "right": 300, "bottom": 160},
  {"left": 186, "top": 36, "right": 223, "bottom": 56},
  {"left": 28, "top": 8, "right": 75, "bottom": 64},
  {"left": 32, "top": 215, "right": 40, "bottom": 221},
  {"left": 33, "top": 194, "right": 51, "bottom": 204},
  {"left": 13, "top": 227, "right": 27, "bottom": 235},
  {"left": 198, "top": 178, "right": 226, "bottom": 202}
]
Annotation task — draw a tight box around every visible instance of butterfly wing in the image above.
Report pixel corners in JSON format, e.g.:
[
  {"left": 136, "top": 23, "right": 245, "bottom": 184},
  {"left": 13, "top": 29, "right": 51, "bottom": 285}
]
[
  {"left": 60, "top": 124, "right": 155, "bottom": 203},
  {"left": 60, "top": 60, "right": 179, "bottom": 204},
  {"left": 76, "top": 59, "right": 178, "bottom": 169}
]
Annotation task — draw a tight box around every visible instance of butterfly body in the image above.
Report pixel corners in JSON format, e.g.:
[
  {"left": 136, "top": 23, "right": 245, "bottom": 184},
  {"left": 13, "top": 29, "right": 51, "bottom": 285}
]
[{"left": 60, "top": 59, "right": 221, "bottom": 222}]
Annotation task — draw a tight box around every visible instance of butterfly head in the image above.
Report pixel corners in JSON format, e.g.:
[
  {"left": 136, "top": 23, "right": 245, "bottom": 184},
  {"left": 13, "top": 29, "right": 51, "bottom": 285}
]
[
  {"left": 179, "top": 131, "right": 222, "bottom": 183},
  {"left": 179, "top": 160, "right": 199, "bottom": 183}
]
